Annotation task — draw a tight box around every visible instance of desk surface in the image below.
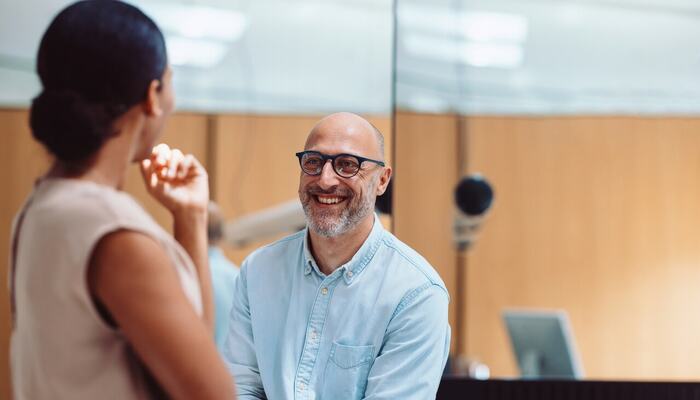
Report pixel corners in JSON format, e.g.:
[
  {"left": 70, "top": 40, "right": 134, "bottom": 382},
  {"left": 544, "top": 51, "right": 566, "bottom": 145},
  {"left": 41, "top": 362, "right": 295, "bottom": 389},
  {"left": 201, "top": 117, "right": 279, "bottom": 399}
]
[{"left": 437, "top": 377, "right": 700, "bottom": 400}]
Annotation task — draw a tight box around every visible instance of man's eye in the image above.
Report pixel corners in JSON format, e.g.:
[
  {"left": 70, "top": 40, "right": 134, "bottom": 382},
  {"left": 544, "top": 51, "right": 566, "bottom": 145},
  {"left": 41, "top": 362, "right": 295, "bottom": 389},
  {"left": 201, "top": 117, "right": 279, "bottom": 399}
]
[
  {"left": 337, "top": 159, "right": 359, "bottom": 171},
  {"left": 304, "top": 158, "right": 322, "bottom": 166}
]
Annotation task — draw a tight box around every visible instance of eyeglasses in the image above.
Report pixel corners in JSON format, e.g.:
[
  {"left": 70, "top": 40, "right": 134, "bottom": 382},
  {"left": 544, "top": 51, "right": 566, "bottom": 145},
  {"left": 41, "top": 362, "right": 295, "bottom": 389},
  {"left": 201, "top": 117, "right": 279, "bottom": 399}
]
[{"left": 295, "top": 150, "right": 385, "bottom": 178}]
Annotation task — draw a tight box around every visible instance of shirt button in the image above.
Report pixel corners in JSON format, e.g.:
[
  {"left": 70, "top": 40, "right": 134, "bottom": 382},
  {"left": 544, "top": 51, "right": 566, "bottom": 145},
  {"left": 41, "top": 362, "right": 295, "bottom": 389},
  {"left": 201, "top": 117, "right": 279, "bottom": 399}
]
[
  {"left": 311, "top": 330, "right": 317, "bottom": 340},
  {"left": 321, "top": 287, "right": 328, "bottom": 295},
  {"left": 298, "top": 382, "right": 306, "bottom": 390},
  {"left": 346, "top": 270, "right": 353, "bottom": 278}
]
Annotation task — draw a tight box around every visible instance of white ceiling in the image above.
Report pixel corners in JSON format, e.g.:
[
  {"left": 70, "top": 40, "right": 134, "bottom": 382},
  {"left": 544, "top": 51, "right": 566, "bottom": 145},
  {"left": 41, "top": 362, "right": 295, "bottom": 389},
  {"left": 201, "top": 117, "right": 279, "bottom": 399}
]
[{"left": 2, "top": 0, "right": 700, "bottom": 115}]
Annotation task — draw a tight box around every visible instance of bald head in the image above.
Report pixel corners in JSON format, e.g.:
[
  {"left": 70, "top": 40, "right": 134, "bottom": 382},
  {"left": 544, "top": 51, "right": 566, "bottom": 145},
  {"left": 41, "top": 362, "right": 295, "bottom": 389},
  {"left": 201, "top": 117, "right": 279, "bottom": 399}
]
[
  {"left": 299, "top": 112, "right": 392, "bottom": 239},
  {"left": 305, "top": 112, "right": 385, "bottom": 160}
]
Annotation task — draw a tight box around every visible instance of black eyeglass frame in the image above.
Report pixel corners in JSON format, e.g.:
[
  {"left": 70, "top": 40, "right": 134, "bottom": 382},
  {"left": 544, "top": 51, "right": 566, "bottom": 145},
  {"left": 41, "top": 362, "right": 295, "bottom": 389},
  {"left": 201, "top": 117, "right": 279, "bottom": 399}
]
[{"left": 295, "top": 150, "right": 386, "bottom": 178}]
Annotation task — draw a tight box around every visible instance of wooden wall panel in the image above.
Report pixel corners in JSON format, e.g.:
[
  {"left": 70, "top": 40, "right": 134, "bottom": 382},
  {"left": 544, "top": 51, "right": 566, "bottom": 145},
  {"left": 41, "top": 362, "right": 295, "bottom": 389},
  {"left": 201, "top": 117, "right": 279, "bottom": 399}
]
[
  {"left": 9, "top": 109, "right": 700, "bottom": 387},
  {"left": 0, "top": 109, "right": 51, "bottom": 400},
  {"left": 463, "top": 116, "right": 700, "bottom": 380},
  {"left": 393, "top": 112, "right": 460, "bottom": 353},
  {"left": 210, "top": 114, "right": 320, "bottom": 264}
]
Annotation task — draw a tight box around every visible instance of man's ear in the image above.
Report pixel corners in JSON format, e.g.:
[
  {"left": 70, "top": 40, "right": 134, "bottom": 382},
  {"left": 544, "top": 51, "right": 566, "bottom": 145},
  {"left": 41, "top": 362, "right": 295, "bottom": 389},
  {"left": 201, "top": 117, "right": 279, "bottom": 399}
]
[
  {"left": 142, "top": 79, "right": 162, "bottom": 117},
  {"left": 375, "top": 166, "right": 392, "bottom": 196}
]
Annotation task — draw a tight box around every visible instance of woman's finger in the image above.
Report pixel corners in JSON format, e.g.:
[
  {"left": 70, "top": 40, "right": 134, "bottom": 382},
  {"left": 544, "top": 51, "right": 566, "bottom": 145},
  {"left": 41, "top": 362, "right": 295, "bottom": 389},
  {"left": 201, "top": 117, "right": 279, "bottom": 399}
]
[
  {"left": 187, "top": 154, "right": 206, "bottom": 178},
  {"left": 168, "top": 149, "right": 184, "bottom": 180},
  {"left": 177, "top": 154, "right": 193, "bottom": 180},
  {"left": 140, "top": 158, "right": 159, "bottom": 189},
  {"left": 151, "top": 143, "right": 171, "bottom": 178},
  {"left": 152, "top": 143, "right": 170, "bottom": 159}
]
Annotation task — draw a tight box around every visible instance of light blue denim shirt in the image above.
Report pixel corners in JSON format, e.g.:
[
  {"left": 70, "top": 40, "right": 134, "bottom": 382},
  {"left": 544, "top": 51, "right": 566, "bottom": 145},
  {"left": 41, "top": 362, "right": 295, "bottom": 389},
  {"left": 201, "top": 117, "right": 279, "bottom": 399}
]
[{"left": 223, "top": 215, "right": 450, "bottom": 400}]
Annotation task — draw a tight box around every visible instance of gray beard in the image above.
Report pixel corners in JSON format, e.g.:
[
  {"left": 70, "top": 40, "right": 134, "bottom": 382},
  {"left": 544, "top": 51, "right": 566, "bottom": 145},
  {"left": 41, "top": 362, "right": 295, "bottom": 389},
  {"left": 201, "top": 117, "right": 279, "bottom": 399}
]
[
  {"left": 302, "top": 181, "right": 377, "bottom": 238},
  {"left": 304, "top": 204, "right": 354, "bottom": 237}
]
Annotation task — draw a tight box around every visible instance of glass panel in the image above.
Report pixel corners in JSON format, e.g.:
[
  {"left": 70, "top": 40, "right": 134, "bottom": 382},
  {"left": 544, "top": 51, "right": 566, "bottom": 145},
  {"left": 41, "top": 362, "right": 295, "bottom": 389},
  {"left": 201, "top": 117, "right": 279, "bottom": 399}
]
[
  {"left": 0, "top": 0, "right": 393, "bottom": 115},
  {"left": 394, "top": 0, "right": 700, "bottom": 381},
  {"left": 396, "top": 0, "right": 700, "bottom": 115}
]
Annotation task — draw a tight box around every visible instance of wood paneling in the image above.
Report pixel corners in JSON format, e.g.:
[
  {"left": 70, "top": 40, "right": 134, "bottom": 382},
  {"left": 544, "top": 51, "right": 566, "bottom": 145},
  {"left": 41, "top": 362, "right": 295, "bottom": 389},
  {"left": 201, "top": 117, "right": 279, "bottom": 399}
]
[
  {"left": 463, "top": 116, "right": 700, "bottom": 380},
  {"left": 0, "top": 110, "right": 52, "bottom": 400},
  {"left": 393, "top": 112, "right": 460, "bottom": 353},
  {"left": 210, "top": 114, "right": 320, "bottom": 264},
  {"left": 9, "top": 109, "right": 700, "bottom": 386}
]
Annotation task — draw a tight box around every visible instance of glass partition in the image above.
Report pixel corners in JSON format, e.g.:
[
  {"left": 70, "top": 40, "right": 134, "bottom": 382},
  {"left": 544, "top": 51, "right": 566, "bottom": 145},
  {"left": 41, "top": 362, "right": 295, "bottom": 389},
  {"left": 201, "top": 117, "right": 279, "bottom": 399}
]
[
  {"left": 0, "top": 0, "right": 393, "bottom": 115},
  {"left": 394, "top": 0, "right": 700, "bottom": 381},
  {"left": 396, "top": 0, "right": 700, "bottom": 115}
]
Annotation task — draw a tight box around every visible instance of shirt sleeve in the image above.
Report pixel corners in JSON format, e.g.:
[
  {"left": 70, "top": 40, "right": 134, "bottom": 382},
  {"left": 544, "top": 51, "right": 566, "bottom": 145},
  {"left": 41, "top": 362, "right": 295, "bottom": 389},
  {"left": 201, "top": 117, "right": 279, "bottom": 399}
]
[
  {"left": 222, "top": 260, "right": 267, "bottom": 399},
  {"left": 363, "top": 283, "right": 451, "bottom": 400}
]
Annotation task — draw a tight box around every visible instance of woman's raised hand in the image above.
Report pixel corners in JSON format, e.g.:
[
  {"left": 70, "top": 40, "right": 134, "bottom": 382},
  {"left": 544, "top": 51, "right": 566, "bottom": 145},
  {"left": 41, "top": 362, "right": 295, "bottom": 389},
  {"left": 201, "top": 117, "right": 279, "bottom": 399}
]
[{"left": 140, "top": 143, "right": 209, "bottom": 215}]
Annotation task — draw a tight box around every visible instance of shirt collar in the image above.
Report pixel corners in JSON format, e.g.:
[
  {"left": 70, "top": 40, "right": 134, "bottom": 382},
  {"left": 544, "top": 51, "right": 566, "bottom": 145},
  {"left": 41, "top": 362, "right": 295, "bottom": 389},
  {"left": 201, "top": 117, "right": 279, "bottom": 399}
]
[{"left": 303, "top": 213, "right": 384, "bottom": 285}]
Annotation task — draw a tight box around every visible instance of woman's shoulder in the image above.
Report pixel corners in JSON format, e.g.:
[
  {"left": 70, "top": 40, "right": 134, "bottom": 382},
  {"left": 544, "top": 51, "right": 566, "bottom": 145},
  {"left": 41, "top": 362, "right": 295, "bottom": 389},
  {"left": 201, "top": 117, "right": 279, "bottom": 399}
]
[{"left": 30, "top": 178, "right": 156, "bottom": 232}]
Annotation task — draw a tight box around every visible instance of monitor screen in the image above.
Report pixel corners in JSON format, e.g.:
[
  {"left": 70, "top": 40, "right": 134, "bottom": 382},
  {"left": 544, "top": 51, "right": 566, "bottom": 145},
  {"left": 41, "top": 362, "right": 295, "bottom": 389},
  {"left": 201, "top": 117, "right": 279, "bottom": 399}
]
[{"left": 502, "top": 309, "right": 584, "bottom": 379}]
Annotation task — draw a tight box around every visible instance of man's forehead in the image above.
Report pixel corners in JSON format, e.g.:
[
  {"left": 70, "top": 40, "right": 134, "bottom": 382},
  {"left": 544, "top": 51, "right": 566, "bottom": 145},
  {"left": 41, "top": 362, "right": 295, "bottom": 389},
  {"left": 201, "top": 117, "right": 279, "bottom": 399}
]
[{"left": 304, "top": 113, "right": 380, "bottom": 156}]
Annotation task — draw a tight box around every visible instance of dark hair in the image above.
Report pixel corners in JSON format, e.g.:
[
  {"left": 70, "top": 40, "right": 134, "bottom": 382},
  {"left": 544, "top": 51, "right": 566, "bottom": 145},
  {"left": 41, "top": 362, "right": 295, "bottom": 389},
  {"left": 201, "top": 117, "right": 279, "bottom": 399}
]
[{"left": 30, "top": 0, "right": 167, "bottom": 163}]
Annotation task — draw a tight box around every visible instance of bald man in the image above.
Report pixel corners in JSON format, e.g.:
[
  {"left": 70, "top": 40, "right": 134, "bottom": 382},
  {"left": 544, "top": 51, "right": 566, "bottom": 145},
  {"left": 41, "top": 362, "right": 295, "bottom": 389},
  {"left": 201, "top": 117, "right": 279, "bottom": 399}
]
[{"left": 223, "top": 113, "right": 450, "bottom": 400}]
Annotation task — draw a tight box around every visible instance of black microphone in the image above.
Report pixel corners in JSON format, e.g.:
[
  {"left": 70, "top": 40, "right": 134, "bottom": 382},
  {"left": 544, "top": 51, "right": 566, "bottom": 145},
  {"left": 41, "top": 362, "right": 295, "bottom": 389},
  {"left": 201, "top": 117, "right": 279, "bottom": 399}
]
[{"left": 454, "top": 174, "right": 494, "bottom": 251}]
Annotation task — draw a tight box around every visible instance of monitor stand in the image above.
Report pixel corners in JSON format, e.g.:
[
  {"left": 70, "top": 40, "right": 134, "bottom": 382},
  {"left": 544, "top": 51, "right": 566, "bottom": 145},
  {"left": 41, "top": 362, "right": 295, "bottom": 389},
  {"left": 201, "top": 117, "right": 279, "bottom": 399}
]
[{"left": 521, "top": 350, "right": 543, "bottom": 378}]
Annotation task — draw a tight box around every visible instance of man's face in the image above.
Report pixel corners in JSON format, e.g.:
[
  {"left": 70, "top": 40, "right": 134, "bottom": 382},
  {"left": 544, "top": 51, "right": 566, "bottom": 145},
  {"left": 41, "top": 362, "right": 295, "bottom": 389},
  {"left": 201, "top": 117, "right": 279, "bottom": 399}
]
[{"left": 298, "top": 114, "right": 389, "bottom": 238}]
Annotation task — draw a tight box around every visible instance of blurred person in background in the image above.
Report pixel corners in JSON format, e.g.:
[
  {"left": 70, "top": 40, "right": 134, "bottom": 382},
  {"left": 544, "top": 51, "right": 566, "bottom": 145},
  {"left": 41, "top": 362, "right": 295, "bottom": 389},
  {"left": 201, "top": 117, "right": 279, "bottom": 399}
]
[
  {"left": 207, "top": 201, "right": 240, "bottom": 350},
  {"left": 9, "top": 1, "right": 235, "bottom": 399}
]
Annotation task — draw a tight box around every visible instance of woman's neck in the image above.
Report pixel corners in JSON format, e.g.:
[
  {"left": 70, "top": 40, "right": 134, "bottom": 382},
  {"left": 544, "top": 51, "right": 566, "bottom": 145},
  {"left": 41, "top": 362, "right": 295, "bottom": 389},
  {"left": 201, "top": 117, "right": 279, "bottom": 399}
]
[{"left": 46, "top": 115, "right": 142, "bottom": 190}]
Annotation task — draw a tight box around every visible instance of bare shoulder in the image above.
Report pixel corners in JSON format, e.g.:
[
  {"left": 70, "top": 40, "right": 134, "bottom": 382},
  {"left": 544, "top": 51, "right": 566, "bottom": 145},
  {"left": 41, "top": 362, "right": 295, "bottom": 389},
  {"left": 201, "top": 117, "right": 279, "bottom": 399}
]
[
  {"left": 88, "top": 229, "right": 181, "bottom": 308},
  {"left": 91, "top": 229, "right": 171, "bottom": 274}
]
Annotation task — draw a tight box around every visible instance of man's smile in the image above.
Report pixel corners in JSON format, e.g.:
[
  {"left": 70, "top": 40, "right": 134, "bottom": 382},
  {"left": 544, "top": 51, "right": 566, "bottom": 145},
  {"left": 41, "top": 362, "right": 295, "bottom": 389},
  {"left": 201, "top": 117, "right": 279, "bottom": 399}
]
[{"left": 314, "top": 194, "right": 348, "bottom": 206}]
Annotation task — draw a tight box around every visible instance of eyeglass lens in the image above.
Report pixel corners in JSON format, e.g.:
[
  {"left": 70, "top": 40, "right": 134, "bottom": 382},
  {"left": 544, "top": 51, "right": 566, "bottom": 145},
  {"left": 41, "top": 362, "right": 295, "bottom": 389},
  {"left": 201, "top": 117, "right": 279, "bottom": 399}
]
[{"left": 301, "top": 153, "right": 361, "bottom": 177}]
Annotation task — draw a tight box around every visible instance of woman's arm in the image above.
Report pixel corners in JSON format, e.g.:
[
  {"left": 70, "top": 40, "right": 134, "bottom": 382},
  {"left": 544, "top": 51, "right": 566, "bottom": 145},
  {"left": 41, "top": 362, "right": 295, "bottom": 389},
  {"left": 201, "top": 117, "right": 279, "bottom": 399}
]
[
  {"left": 88, "top": 230, "right": 235, "bottom": 400},
  {"left": 140, "top": 144, "right": 215, "bottom": 331},
  {"left": 172, "top": 207, "right": 214, "bottom": 331}
]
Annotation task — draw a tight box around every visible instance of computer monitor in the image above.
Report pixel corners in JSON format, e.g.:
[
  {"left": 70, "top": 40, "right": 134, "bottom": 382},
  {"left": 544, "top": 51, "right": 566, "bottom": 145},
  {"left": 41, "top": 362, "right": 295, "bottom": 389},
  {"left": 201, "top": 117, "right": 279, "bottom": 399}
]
[{"left": 502, "top": 309, "right": 584, "bottom": 379}]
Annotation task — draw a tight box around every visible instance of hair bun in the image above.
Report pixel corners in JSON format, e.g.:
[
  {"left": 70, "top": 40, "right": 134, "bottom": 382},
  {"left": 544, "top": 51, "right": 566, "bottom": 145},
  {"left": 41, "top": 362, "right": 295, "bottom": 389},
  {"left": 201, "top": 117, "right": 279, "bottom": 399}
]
[{"left": 30, "top": 89, "right": 115, "bottom": 162}]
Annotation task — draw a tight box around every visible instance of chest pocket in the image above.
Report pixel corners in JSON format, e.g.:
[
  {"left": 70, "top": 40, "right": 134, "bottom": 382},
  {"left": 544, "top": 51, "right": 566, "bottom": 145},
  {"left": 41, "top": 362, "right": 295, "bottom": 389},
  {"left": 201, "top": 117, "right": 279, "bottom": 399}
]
[{"left": 321, "top": 342, "right": 375, "bottom": 400}]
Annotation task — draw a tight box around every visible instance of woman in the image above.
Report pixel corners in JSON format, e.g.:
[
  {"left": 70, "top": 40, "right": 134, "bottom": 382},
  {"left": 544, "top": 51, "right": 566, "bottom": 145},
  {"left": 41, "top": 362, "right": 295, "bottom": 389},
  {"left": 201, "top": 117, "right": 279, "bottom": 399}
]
[{"left": 9, "top": 1, "right": 235, "bottom": 399}]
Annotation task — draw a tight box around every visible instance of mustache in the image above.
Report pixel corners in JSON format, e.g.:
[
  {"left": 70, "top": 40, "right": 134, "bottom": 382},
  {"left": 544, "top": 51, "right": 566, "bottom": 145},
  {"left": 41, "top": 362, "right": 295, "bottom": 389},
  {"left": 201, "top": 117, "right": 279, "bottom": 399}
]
[{"left": 305, "top": 186, "right": 352, "bottom": 197}]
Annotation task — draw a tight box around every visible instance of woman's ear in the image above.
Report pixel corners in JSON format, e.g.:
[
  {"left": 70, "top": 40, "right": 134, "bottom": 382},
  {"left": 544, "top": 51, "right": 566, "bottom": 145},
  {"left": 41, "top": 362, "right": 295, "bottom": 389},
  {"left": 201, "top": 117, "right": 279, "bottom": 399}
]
[{"left": 142, "top": 79, "right": 163, "bottom": 117}]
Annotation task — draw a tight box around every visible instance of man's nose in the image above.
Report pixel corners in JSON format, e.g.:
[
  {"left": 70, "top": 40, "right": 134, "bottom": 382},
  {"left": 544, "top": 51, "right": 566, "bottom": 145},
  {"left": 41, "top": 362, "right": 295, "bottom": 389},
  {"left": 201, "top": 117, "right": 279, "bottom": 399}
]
[{"left": 317, "top": 160, "right": 340, "bottom": 189}]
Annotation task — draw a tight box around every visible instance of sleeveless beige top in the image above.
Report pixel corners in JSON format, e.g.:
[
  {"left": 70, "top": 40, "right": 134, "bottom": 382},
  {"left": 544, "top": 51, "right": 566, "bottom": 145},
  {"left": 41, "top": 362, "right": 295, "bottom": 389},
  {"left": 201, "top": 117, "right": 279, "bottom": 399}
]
[{"left": 10, "top": 178, "right": 203, "bottom": 400}]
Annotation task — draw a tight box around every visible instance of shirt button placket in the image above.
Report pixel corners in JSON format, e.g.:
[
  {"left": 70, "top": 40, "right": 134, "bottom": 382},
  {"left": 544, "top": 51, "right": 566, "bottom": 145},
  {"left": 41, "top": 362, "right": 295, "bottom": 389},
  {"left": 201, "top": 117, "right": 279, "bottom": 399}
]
[{"left": 295, "top": 279, "right": 335, "bottom": 399}]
